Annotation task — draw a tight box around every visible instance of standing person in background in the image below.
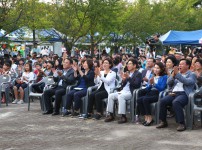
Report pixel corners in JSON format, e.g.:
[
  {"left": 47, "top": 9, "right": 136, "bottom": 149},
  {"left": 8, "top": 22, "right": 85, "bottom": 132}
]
[
  {"left": 41, "top": 47, "right": 49, "bottom": 56},
  {"left": 174, "top": 52, "right": 183, "bottom": 65},
  {"left": 139, "top": 56, "right": 147, "bottom": 70},
  {"left": 31, "top": 45, "right": 40, "bottom": 55},
  {"left": 31, "top": 52, "right": 37, "bottom": 67},
  {"left": 168, "top": 47, "right": 176, "bottom": 55},
  {"left": 148, "top": 34, "right": 163, "bottom": 56}
]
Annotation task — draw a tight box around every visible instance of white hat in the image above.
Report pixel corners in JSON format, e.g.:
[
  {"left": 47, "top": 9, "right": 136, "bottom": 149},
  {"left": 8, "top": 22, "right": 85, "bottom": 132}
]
[
  {"left": 155, "top": 55, "right": 161, "bottom": 60},
  {"left": 174, "top": 52, "right": 183, "bottom": 56}
]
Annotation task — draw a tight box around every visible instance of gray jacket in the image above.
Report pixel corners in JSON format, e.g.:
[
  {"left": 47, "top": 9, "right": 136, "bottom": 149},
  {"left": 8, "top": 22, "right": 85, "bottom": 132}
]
[{"left": 167, "top": 70, "right": 196, "bottom": 97}]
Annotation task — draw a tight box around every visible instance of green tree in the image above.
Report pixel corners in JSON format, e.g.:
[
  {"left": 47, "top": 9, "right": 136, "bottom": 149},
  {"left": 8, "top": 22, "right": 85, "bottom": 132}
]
[
  {"left": 0, "top": 0, "right": 24, "bottom": 38},
  {"left": 18, "top": 0, "right": 53, "bottom": 45},
  {"left": 48, "top": 0, "right": 90, "bottom": 51}
]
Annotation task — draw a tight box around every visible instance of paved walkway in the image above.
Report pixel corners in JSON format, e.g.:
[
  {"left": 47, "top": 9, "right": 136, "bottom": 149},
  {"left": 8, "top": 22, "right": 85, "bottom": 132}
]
[{"left": 0, "top": 101, "right": 202, "bottom": 150}]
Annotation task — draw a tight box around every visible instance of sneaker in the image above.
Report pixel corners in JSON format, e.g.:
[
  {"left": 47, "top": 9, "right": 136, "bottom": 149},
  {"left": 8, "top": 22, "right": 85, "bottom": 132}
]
[
  {"left": 62, "top": 111, "right": 71, "bottom": 117},
  {"left": 12, "top": 99, "right": 19, "bottom": 104},
  {"left": 80, "top": 114, "right": 92, "bottom": 119},
  {"left": 93, "top": 114, "right": 102, "bottom": 120},
  {"left": 17, "top": 100, "right": 24, "bottom": 104},
  {"left": 78, "top": 114, "right": 86, "bottom": 119}
]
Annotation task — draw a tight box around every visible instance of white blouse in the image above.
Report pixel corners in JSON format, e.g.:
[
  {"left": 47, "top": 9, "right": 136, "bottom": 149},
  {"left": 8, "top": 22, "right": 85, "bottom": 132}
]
[{"left": 21, "top": 72, "right": 35, "bottom": 84}]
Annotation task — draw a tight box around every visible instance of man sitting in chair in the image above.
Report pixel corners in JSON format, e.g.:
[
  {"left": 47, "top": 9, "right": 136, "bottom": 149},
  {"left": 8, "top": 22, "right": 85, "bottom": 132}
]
[
  {"left": 156, "top": 59, "right": 196, "bottom": 131},
  {"left": 105, "top": 58, "right": 142, "bottom": 124},
  {"left": 43, "top": 58, "right": 76, "bottom": 115}
]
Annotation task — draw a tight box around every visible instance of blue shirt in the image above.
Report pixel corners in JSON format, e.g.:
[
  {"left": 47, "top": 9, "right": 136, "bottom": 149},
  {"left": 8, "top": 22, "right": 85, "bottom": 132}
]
[{"left": 76, "top": 77, "right": 87, "bottom": 89}]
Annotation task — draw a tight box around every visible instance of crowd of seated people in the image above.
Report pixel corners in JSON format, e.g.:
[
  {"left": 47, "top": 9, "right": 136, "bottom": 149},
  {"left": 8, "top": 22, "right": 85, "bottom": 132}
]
[{"left": 1, "top": 47, "right": 202, "bottom": 132}]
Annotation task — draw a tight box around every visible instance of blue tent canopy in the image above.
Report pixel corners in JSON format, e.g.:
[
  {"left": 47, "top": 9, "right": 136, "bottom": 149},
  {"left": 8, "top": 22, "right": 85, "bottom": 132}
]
[
  {"left": 160, "top": 30, "right": 202, "bottom": 45},
  {"left": 0, "top": 32, "right": 3, "bottom": 37},
  {"left": 6, "top": 27, "right": 64, "bottom": 42},
  {"left": 36, "top": 28, "right": 64, "bottom": 42},
  {"left": 0, "top": 29, "right": 6, "bottom": 37}
]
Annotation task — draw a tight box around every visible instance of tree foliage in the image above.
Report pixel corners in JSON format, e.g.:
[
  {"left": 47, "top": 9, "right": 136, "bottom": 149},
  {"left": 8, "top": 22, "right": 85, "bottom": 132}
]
[{"left": 1, "top": 0, "right": 202, "bottom": 48}]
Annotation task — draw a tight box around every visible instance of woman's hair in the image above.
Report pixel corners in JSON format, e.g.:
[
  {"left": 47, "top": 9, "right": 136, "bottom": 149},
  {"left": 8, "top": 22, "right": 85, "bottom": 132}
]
[
  {"left": 103, "top": 57, "right": 113, "bottom": 69},
  {"left": 195, "top": 59, "right": 202, "bottom": 66},
  {"left": 73, "top": 58, "right": 78, "bottom": 65},
  {"left": 165, "top": 56, "right": 177, "bottom": 67},
  {"left": 155, "top": 62, "right": 166, "bottom": 76},
  {"left": 85, "top": 59, "right": 94, "bottom": 70},
  {"left": 93, "top": 60, "right": 100, "bottom": 67},
  {"left": 25, "top": 62, "right": 32, "bottom": 72},
  {"left": 113, "top": 57, "right": 120, "bottom": 66},
  {"left": 55, "top": 58, "right": 63, "bottom": 70}
]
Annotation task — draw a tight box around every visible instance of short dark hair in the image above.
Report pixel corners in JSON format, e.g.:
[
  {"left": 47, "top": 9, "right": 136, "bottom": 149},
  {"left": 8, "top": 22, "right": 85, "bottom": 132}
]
[
  {"left": 103, "top": 57, "right": 113, "bottom": 69},
  {"left": 47, "top": 61, "right": 54, "bottom": 67},
  {"left": 65, "top": 58, "right": 73, "bottom": 64},
  {"left": 33, "top": 52, "right": 37, "bottom": 55},
  {"left": 127, "top": 58, "right": 139, "bottom": 68},
  {"left": 19, "top": 58, "right": 24, "bottom": 62},
  {"left": 85, "top": 59, "right": 94, "bottom": 70},
  {"left": 180, "top": 59, "right": 191, "bottom": 69},
  {"left": 35, "top": 62, "right": 42, "bottom": 67},
  {"left": 113, "top": 57, "right": 120, "bottom": 66},
  {"left": 27, "top": 60, "right": 32, "bottom": 65},
  {"left": 165, "top": 56, "right": 177, "bottom": 66},
  {"left": 148, "top": 57, "right": 156, "bottom": 63},
  {"left": 4, "top": 62, "right": 11, "bottom": 68}
]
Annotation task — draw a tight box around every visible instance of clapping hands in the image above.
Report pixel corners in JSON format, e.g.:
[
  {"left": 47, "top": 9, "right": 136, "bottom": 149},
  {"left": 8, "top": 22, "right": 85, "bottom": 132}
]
[
  {"left": 94, "top": 67, "right": 100, "bottom": 77},
  {"left": 172, "top": 66, "right": 179, "bottom": 77},
  {"left": 149, "top": 77, "right": 154, "bottom": 85},
  {"left": 121, "top": 71, "right": 129, "bottom": 81}
]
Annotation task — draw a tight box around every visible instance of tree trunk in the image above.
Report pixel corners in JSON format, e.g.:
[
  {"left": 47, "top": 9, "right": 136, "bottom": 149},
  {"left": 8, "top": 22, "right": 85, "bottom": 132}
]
[
  {"left": 33, "top": 29, "right": 36, "bottom": 47},
  {"left": 63, "top": 39, "right": 73, "bottom": 55},
  {"left": 90, "top": 35, "right": 94, "bottom": 57}
]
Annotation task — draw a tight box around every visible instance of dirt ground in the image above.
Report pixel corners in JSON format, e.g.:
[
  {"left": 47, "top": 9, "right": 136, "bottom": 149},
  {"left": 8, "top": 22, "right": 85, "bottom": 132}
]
[{"left": 0, "top": 101, "right": 202, "bottom": 150}]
